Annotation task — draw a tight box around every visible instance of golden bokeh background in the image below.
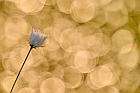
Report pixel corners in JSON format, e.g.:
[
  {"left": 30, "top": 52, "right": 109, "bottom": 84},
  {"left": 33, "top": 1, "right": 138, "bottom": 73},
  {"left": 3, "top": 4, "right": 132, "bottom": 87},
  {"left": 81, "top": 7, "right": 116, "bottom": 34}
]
[{"left": 0, "top": 0, "right": 140, "bottom": 93}]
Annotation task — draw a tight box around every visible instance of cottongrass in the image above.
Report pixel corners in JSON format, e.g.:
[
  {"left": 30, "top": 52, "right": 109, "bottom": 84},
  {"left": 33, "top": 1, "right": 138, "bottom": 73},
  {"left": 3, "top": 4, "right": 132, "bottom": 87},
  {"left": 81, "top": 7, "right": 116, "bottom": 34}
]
[{"left": 10, "top": 27, "right": 46, "bottom": 93}]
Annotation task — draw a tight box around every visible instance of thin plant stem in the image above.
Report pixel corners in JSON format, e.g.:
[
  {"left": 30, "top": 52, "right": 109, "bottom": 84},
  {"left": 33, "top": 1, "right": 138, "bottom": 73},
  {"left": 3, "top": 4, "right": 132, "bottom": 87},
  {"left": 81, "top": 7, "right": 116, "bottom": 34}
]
[{"left": 10, "top": 46, "right": 33, "bottom": 93}]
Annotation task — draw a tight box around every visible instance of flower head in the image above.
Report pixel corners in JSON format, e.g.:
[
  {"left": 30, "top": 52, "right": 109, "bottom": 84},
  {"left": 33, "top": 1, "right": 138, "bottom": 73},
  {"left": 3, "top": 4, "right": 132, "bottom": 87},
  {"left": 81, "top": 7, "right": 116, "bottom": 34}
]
[{"left": 29, "top": 28, "right": 46, "bottom": 48}]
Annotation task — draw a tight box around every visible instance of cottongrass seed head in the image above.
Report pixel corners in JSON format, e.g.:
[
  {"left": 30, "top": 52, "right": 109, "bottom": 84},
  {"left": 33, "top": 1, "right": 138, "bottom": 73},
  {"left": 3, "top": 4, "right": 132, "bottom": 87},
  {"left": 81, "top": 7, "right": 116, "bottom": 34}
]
[{"left": 29, "top": 28, "right": 47, "bottom": 48}]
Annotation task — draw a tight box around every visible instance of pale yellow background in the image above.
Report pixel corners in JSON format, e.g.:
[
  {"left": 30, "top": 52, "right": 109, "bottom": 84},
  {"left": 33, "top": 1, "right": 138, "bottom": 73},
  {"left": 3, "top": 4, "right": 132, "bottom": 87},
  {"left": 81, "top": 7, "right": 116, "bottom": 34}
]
[{"left": 0, "top": 0, "right": 140, "bottom": 93}]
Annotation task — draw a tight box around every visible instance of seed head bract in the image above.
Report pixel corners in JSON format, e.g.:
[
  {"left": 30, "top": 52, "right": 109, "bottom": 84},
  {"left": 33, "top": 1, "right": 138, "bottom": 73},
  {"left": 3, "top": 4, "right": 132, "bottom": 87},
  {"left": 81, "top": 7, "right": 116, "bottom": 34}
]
[{"left": 29, "top": 28, "right": 46, "bottom": 48}]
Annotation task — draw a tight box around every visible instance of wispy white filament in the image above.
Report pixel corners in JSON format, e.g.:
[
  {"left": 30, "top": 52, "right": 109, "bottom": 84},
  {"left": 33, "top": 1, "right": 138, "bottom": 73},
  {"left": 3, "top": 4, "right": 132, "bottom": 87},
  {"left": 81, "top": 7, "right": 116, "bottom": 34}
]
[{"left": 29, "top": 28, "right": 46, "bottom": 48}]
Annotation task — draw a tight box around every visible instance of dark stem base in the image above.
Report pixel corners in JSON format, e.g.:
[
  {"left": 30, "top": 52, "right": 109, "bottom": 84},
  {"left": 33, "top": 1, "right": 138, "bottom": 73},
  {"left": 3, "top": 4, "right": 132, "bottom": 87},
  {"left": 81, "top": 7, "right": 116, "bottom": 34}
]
[{"left": 10, "top": 46, "right": 33, "bottom": 93}]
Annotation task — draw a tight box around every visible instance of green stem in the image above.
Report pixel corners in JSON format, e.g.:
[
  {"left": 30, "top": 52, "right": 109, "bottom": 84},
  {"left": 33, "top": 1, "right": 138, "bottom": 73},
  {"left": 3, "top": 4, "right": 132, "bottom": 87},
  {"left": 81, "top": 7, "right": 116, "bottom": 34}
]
[{"left": 10, "top": 47, "right": 33, "bottom": 93}]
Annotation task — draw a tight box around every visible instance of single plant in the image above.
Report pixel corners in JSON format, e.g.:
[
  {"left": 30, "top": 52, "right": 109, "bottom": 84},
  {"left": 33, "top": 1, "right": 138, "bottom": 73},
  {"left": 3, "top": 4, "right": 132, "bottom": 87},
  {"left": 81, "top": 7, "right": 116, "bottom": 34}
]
[{"left": 10, "top": 28, "right": 47, "bottom": 93}]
